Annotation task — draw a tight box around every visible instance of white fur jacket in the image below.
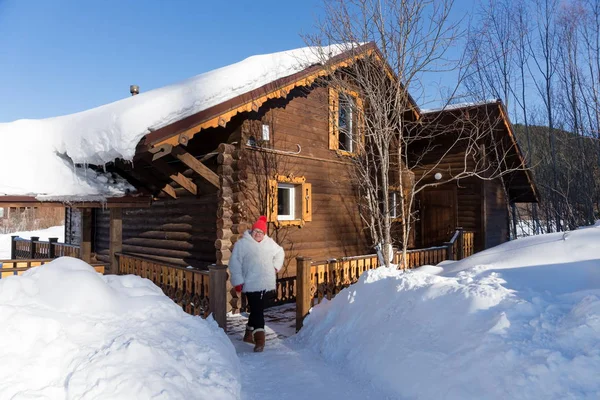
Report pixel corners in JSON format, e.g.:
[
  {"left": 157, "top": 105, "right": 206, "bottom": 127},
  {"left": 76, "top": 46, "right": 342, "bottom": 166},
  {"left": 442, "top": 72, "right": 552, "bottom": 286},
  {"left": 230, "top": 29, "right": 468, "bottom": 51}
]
[{"left": 229, "top": 230, "right": 284, "bottom": 293}]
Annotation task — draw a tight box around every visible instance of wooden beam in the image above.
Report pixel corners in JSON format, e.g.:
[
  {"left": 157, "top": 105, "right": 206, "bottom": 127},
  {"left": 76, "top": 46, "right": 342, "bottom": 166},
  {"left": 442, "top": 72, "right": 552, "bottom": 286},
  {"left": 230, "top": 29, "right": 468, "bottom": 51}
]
[
  {"left": 172, "top": 147, "right": 220, "bottom": 188},
  {"left": 161, "top": 184, "right": 177, "bottom": 199},
  {"left": 109, "top": 208, "right": 122, "bottom": 275},
  {"left": 151, "top": 159, "right": 198, "bottom": 195},
  {"left": 0, "top": 196, "right": 152, "bottom": 208},
  {"left": 81, "top": 208, "right": 92, "bottom": 263}
]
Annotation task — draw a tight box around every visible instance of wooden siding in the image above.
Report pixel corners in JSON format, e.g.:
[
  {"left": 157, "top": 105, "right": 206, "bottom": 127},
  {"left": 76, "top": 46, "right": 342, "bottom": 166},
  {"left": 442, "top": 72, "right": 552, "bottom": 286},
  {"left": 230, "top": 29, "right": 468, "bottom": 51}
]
[
  {"left": 241, "top": 86, "right": 370, "bottom": 277},
  {"left": 484, "top": 178, "right": 509, "bottom": 248},
  {"left": 95, "top": 194, "right": 218, "bottom": 268}
]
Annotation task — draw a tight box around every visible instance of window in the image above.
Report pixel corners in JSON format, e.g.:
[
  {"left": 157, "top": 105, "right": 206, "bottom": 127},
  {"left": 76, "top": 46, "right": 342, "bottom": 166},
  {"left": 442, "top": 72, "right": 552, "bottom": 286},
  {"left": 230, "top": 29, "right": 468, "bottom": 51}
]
[
  {"left": 329, "top": 87, "right": 362, "bottom": 154},
  {"left": 338, "top": 93, "right": 354, "bottom": 152},
  {"left": 0, "top": 208, "right": 3, "bottom": 218},
  {"left": 277, "top": 183, "right": 295, "bottom": 220},
  {"left": 268, "top": 175, "right": 312, "bottom": 227}
]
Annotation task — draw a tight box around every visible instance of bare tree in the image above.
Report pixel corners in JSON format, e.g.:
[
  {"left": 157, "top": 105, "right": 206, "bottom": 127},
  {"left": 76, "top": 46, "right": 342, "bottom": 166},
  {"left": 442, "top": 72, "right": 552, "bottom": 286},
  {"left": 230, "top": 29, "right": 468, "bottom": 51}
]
[{"left": 304, "top": 0, "right": 528, "bottom": 267}]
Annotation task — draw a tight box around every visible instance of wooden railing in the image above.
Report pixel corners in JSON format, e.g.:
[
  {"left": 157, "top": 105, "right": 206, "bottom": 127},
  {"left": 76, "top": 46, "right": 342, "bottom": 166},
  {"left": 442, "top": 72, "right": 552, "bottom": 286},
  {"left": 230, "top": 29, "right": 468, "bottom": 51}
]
[
  {"left": 11, "top": 236, "right": 80, "bottom": 259},
  {"left": 295, "top": 228, "right": 476, "bottom": 330},
  {"left": 0, "top": 259, "right": 106, "bottom": 278},
  {"left": 116, "top": 253, "right": 228, "bottom": 330}
]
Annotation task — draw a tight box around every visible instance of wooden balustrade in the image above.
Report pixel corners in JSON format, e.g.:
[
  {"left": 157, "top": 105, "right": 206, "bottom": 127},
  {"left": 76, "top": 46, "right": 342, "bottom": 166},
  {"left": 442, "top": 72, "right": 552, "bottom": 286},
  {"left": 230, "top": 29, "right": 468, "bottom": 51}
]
[
  {"left": 295, "top": 228, "right": 477, "bottom": 330},
  {"left": 0, "top": 259, "right": 106, "bottom": 278},
  {"left": 11, "top": 236, "right": 80, "bottom": 260},
  {"left": 116, "top": 253, "right": 228, "bottom": 330}
]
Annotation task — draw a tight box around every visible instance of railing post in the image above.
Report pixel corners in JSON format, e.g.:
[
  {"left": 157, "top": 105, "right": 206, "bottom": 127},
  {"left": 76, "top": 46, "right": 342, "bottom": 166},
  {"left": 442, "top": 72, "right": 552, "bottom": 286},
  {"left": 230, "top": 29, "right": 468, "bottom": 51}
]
[
  {"left": 109, "top": 208, "right": 123, "bottom": 275},
  {"left": 10, "top": 236, "right": 18, "bottom": 259},
  {"left": 30, "top": 236, "right": 39, "bottom": 259},
  {"left": 48, "top": 238, "right": 58, "bottom": 259},
  {"left": 209, "top": 264, "right": 228, "bottom": 331},
  {"left": 457, "top": 228, "right": 464, "bottom": 259},
  {"left": 443, "top": 240, "right": 454, "bottom": 260},
  {"left": 296, "top": 256, "right": 312, "bottom": 332},
  {"left": 80, "top": 208, "right": 92, "bottom": 263}
]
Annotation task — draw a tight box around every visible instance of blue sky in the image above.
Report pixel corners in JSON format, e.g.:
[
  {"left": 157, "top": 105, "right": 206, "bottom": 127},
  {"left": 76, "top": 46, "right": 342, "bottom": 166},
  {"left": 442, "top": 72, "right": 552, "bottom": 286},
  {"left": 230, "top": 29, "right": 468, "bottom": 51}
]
[{"left": 0, "top": 0, "right": 471, "bottom": 122}]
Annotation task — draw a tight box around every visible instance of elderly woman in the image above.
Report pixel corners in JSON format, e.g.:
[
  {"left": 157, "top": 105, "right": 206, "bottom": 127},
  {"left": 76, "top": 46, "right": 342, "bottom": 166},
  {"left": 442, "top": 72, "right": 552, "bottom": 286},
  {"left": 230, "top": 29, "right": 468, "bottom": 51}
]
[{"left": 229, "top": 215, "right": 284, "bottom": 352}]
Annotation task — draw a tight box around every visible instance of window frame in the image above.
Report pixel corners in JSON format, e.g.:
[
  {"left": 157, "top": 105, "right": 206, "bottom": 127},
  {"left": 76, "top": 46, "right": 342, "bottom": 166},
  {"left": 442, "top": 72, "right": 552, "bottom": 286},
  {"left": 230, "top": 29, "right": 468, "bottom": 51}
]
[
  {"left": 276, "top": 183, "right": 296, "bottom": 221},
  {"left": 329, "top": 87, "right": 363, "bottom": 155},
  {"left": 267, "top": 174, "right": 312, "bottom": 227}
]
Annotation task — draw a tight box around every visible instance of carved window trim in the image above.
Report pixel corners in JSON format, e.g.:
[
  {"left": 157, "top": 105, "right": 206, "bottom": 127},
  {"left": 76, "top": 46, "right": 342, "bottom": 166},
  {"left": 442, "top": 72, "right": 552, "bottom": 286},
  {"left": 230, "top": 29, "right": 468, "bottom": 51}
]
[
  {"left": 328, "top": 87, "right": 364, "bottom": 155},
  {"left": 267, "top": 174, "right": 312, "bottom": 227}
]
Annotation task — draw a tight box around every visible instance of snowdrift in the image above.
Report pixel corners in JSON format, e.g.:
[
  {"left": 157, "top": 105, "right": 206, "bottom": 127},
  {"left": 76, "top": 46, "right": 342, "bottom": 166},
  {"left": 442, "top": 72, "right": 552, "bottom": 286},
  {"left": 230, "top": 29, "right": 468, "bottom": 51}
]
[
  {"left": 297, "top": 223, "right": 600, "bottom": 399},
  {"left": 0, "top": 257, "right": 240, "bottom": 399}
]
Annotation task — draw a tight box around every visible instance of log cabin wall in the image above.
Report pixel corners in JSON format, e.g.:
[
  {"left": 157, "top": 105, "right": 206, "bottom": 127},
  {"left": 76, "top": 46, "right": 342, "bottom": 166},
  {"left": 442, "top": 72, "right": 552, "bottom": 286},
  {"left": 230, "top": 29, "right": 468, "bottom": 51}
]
[
  {"left": 239, "top": 86, "right": 370, "bottom": 277},
  {"left": 483, "top": 178, "right": 510, "bottom": 248},
  {"left": 411, "top": 137, "right": 486, "bottom": 251},
  {"left": 94, "top": 193, "right": 218, "bottom": 269},
  {"left": 64, "top": 207, "right": 81, "bottom": 245}
]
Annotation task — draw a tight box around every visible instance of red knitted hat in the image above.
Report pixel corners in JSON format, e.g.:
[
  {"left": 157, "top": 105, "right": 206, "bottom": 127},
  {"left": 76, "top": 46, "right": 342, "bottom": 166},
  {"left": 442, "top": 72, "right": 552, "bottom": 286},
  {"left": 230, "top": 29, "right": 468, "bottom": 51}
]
[{"left": 252, "top": 215, "right": 267, "bottom": 233}]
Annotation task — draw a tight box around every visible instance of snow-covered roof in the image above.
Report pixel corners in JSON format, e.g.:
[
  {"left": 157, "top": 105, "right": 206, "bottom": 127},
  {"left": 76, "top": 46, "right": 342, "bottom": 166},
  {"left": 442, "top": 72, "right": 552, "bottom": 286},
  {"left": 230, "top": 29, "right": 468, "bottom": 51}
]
[
  {"left": 0, "top": 44, "right": 356, "bottom": 201},
  {"left": 420, "top": 99, "right": 500, "bottom": 114}
]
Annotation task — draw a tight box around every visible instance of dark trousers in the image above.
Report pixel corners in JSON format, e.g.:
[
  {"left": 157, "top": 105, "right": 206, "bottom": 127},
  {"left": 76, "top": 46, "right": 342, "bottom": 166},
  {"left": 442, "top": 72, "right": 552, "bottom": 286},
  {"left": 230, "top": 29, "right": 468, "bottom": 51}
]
[{"left": 246, "top": 290, "right": 267, "bottom": 330}]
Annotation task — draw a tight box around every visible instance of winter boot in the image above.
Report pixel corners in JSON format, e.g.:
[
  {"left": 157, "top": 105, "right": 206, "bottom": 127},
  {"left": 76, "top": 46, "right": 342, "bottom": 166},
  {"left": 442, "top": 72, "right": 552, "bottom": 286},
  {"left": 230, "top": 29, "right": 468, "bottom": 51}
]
[
  {"left": 243, "top": 326, "right": 254, "bottom": 345},
  {"left": 253, "top": 328, "right": 266, "bottom": 352}
]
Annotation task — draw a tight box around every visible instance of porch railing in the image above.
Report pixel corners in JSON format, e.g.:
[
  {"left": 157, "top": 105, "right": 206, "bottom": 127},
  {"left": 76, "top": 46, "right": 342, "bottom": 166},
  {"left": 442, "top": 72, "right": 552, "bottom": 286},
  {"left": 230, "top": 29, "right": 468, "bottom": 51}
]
[
  {"left": 11, "top": 236, "right": 80, "bottom": 259},
  {"left": 0, "top": 259, "right": 106, "bottom": 278},
  {"left": 115, "top": 253, "right": 228, "bottom": 330}
]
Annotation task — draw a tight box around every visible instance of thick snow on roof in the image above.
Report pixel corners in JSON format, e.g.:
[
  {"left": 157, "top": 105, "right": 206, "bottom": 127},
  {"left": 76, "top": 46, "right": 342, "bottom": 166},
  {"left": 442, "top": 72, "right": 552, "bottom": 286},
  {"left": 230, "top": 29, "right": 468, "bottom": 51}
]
[
  {"left": 0, "top": 257, "right": 240, "bottom": 399},
  {"left": 297, "top": 222, "right": 600, "bottom": 399},
  {"left": 420, "top": 98, "right": 500, "bottom": 114},
  {"left": 0, "top": 44, "right": 351, "bottom": 200}
]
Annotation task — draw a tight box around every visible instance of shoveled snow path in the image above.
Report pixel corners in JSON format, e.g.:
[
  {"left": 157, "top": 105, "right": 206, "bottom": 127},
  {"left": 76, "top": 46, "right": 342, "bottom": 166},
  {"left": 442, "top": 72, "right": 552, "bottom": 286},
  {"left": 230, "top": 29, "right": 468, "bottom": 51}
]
[{"left": 228, "top": 305, "right": 394, "bottom": 400}]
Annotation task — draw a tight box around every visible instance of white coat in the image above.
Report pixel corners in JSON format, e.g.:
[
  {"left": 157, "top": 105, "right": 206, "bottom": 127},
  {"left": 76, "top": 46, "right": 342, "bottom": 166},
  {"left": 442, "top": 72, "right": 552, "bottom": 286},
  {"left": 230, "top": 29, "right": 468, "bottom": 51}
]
[{"left": 229, "top": 230, "right": 284, "bottom": 293}]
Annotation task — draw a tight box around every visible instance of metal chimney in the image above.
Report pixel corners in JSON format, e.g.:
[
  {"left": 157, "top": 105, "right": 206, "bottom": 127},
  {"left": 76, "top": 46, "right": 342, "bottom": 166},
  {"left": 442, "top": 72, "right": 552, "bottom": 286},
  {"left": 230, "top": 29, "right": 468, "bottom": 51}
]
[{"left": 130, "top": 85, "right": 140, "bottom": 96}]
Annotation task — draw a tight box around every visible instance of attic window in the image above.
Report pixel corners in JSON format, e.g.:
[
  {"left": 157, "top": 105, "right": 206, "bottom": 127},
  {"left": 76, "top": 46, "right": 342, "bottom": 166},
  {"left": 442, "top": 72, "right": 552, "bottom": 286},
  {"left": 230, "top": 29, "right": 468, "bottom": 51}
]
[{"left": 329, "top": 87, "right": 363, "bottom": 154}]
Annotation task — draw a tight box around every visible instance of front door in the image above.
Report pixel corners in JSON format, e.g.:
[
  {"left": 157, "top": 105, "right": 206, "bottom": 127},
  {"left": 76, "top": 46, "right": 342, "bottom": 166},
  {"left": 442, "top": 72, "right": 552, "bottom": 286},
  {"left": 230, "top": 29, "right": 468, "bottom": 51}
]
[{"left": 420, "top": 187, "right": 457, "bottom": 247}]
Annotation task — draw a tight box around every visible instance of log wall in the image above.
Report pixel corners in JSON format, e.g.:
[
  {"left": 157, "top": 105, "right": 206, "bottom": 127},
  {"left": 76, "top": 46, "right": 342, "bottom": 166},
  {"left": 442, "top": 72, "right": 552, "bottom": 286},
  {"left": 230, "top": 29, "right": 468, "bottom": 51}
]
[
  {"left": 484, "top": 178, "right": 509, "bottom": 248},
  {"left": 239, "top": 86, "right": 370, "bottom": 277},
  {"left": 95, "top": 194, "right": 217, "bottom": 268}
]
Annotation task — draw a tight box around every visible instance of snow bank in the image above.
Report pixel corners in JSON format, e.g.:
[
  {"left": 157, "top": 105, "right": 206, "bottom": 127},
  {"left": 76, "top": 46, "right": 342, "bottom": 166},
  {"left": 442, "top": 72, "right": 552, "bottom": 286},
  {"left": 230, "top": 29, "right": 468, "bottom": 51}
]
[
  {"left": 0, "top": 257, "right": 240, "bottom": 399},
  {"left": 0, "top": 225, "right": 64, "bottom": 259},
  {"left": 297, "top": 223, "right": 600, "bottom": 399},
  {"left": 0, "top": 44, "right": 353, "bottom": 200}
]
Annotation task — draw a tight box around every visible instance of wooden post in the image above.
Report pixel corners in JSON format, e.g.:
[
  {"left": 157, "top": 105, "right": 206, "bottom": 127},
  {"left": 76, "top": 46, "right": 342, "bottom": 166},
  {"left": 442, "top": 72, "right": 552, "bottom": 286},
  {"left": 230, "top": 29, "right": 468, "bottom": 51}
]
[
  {"left": 30, "top": 236, "right": 39, "bottom": 259},
  {"left": 296, "top": 256, "right": 312, "bottom": 332},
  {"left": 209, "top": 264, "right": 228, "bottom": 331},
  {"left": 109, "top": 208, "right": 123, "bottom": 275},
  {"left": 457, "top": 227, "right": 464, "bottom": 260},
  {"left": 48, "top": 238, "right": 58, "bottom": 258},
  {"left": 444, "top": 241, "right": 454, "bottom": 260},
  {"left": 10, "top": 236, "right": 18, "bottom": 259},
  {"left": 80, "top": 208, "right": 92, "bottom": 263}
]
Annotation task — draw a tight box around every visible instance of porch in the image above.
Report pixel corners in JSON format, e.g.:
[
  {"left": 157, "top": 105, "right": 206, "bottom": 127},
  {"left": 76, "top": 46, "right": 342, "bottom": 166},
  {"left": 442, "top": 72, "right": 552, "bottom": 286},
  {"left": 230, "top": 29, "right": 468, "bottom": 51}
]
[{"left": 6, "top": 228, "right": 474, "bottom": 332}]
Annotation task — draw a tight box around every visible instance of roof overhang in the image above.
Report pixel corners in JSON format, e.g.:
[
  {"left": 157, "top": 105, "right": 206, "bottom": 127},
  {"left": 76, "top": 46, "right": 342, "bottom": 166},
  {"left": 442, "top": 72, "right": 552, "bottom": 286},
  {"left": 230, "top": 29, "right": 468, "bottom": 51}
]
[
  {"left": 143, "top": 42, "right": 421, "bottom": 151},
  {"left": 0, "top": 195, "right": 152, "bottom": 208}
]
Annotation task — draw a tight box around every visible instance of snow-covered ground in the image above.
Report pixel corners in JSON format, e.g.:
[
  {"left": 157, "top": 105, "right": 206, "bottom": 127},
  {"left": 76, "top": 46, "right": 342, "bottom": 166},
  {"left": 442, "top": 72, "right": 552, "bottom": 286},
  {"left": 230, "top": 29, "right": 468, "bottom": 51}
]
[
  {"left": 295, "top": 222, "right": 600, "bottom": 399},
  {"left": 4, "top": 223, "right": 600, "bottom": 399},
  {"left": 0, "top": 257, "right": 240, "bottom": 399},
  {"left": 0, "top": 225, "right": 64, "bottom": 259}
]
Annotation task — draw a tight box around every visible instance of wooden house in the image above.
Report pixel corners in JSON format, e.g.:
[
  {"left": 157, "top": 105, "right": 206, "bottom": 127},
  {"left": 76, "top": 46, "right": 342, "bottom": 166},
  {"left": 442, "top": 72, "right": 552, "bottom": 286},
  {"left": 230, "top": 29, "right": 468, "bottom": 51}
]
[{"left": 0, "top": 42, "right": 537, "bottom": 280}]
